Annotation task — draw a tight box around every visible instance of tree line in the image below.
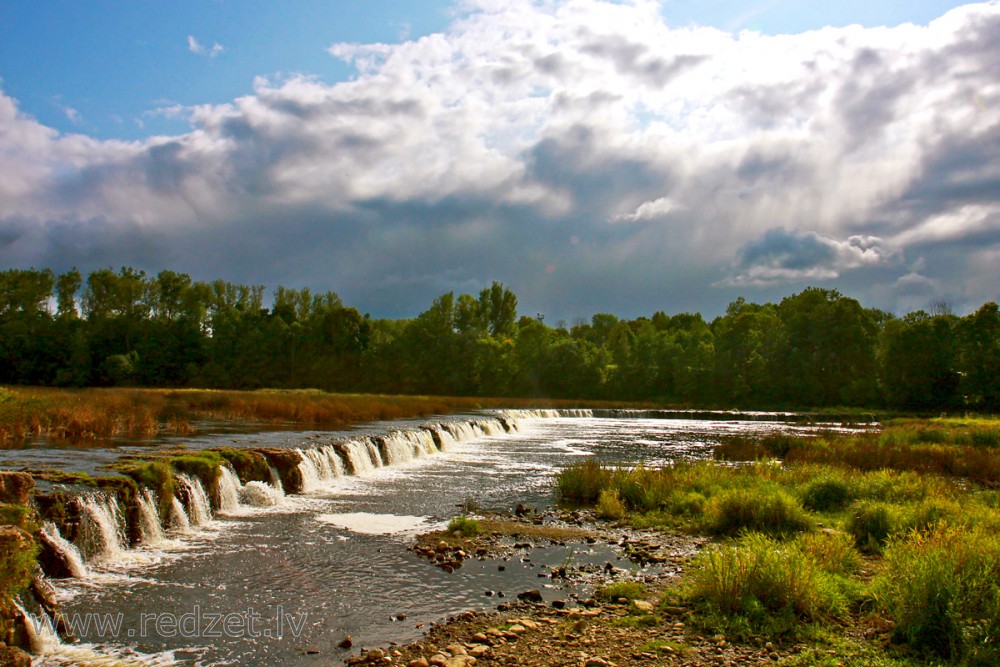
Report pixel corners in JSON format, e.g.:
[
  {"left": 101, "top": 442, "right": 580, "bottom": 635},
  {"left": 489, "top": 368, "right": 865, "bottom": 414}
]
[{"left": 0, "top": 267, "right": 996, "bottom": 410}]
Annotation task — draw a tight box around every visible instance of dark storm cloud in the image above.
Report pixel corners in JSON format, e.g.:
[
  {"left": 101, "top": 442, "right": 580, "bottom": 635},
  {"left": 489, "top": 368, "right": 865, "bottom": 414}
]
[{"left": 1, "top": 1, "right": 998, "bottom": 322}]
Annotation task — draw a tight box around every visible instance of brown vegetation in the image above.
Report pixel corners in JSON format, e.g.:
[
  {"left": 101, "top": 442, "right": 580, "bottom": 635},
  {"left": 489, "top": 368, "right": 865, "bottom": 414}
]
[{"left": 0, "top": 385, "right": 630, "bottom": 447}]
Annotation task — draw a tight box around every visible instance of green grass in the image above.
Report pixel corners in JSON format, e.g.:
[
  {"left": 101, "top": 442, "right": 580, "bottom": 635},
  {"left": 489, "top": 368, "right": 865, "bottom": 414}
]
[
  {"left": 595, "top": 581, "right": 648, "bottom": 601},
  {"left": 683, "top": 532, "right": 852, "bottom": 641},
  {"left": 556, "top": 417, "right": 1000, "bottom": 662},
  {"left": 446, "top": 515, "right": 481, "bottom": 537},
  {"left": 872, "top": 524, "right": 1000, "bottom": 665}
]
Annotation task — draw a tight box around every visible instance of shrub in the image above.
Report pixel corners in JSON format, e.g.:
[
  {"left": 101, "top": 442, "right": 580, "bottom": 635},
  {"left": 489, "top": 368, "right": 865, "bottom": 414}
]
[
  {"left": 596, "top": 581, "right": 648, "bottom": 601},
  {"left": 847, "top": 502, "right": 898, "bottom": 551},
  {"left": 447, "top": 515, "right": 481, "bottom": 537},
  {"left": 796, "top": 531, "right": 861, "bottom": 575},
  {"left": 618, "top": 466, "right": 673, "bottom": 512},
  {"left": 801, "top": 478, "right": 852, "bottom": 512},
  {"left": 596, "top": 488, "right": 627, "bottom": 520},
  {"left": 684, "top": 532, "right": 848, "bottom": 638},
  {"left": 872, "top": 524, "right": 1000, "bottom": 664},
  {"left": 557, "top": 459, "right": 613, "bottom": 504},
  {"left": 703, "top": 486, "right": 812, "bottom": 537}
]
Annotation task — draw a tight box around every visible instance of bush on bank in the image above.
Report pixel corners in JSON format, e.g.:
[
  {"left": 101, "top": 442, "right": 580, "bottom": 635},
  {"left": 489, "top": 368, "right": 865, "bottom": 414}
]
[{"left": 557, "top": 418, "right": 1000, "bottom": 659}]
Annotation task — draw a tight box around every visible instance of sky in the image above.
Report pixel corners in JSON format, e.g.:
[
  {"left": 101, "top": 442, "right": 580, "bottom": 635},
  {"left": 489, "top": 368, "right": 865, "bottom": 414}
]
[{"left": 1, "top": 0, "right": 997, "bottom": 323}]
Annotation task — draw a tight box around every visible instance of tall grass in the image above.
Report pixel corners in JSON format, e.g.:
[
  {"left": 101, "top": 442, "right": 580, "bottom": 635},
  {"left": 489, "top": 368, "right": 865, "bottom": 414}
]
[
  {"left": 0, "top": 386, "right": 612, "bottom": 446},
  {"left": 684, "top": 532, "right": 851, "bottom": 639},
  {"left": 872, "top": 524, "right": 1000, "bottom": 665}
]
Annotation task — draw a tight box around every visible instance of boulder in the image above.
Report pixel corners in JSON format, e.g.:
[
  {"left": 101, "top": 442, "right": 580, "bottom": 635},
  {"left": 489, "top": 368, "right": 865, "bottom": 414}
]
[
  {"left": 0, "top": 644, "right": 31, "bottom": 667},
  {"left": 0, "top": 473, "right": 33, "bottom": 505},
  {"left": 516, "top": 589, "right": 543, "bottom": 603},
  {"left": 36, "top": 529, "right": 77, "bottom": 579}
]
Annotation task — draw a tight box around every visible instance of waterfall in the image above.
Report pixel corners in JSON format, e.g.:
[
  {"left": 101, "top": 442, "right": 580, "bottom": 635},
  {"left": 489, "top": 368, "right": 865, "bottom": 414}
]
[
  {"left": 75, "top": 493, "right": 127, "bottom": 563},
  {"left": 169, "top": 496, "right": 191, "bottom": 532},
  {"left": 41, "top": 522, "right": 88, "bottom": 578},
  {"left": 216, "top": 466, "right": 243, "bottom": 514},
  {"left": 176, "top": 474, "right": 212, "bottom": 526},
  {"left": 340, "top": 440, "right": 377, "bottom": 475},
  {"left": 379, "top": 430, "right": 437, "bottom": 465},
  {"left": 15, "top": 602, "right": 60, "bottom": 655},
  {"left": 297, "top": 445, "right": 346, "bottom": 492},
  {"left": 137, "top": 489, "right": 166, "bottom": 546},
  {"left": 429, "top": 425, "right": 458, "bottom": 450},
  {"left": 241, "top": 480, "right": 283, "bottom": 506}
]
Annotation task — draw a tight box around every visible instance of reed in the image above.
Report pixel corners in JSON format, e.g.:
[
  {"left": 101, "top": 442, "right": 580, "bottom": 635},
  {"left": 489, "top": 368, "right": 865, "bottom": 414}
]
[{"left": 0, "top": 385, "right": 615, "bottom": 446}]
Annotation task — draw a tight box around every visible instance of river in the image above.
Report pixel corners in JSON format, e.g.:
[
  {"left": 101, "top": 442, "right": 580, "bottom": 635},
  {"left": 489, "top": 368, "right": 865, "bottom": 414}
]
[{"left": 7, "top": 410, "right": 849, "bottom": 666}]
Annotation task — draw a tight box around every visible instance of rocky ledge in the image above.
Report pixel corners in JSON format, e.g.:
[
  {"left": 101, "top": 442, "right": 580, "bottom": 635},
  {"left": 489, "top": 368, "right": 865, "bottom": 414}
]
[{"left": 345, "top": 509, "right": 799, "bottom": 667}]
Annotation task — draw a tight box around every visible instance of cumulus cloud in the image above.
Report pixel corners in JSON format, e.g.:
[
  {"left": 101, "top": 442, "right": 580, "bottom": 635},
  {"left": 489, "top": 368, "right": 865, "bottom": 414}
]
[
  {"left": 720, "top": 229, "right": 903, "bottom": 287},
  {"left": 1, "top": 1, "right": 999, "bottom": 319}
]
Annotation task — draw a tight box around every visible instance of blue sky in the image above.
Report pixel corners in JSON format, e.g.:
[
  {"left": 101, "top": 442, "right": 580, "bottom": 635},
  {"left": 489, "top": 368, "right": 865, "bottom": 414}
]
[
  {"left": 0, "top": 0, "right": 970, "bottom": 140},
  {"left": 0, "top": 1, "right": 997, "bottom": 321}
]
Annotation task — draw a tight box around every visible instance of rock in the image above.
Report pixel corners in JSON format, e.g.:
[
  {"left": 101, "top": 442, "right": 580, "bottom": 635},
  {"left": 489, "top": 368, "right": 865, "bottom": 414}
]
[
  {"left": 36, "top": 528, "right": 78, "bottom": 579},
  {"left": 0, "top": 472, "right": 33, "bottom": 505},
  {"left": 471, "top": 633, "right": 489, "bottom": 644},
  {"left": 0, "top": 645, "right": 32, "bottom": 667},
  {"left": 516, "top": 589, "right": 543, "bottom": 603},
  {"left": 446, "top": 644, "right": 467, "bottom": 656},
  {"left": 508, "top": 624, "right": 527, "bottom": 634},
  {"left": 429, "top": 655, "right": 449, "bottom": 667},
  {"left": 551, "top": 599, "right": 566, "bottom": 609},
  {"left": 514, "top": 504, "right": 533, "bottom": 516},
  {"left": 338, "top": 635, "right": 353, "bottom": 649},
  {"left": 408, "top": 659, "right": 430, "bottom": 667},
  {"left": 444, "top": 657, "right": 476, "bottom": 667},
  {"left": 468, "top": 645, "right": 489, "bottom": 657},
  {"left": 632, "top": 600, "right": 654, "bottom": 613}
]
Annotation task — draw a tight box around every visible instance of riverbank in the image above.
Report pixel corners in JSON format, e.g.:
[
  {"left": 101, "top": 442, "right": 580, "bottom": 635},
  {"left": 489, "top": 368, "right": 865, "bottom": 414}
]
[
  {"left": 363, "top": 417, "right": 1000, "bottom": 667},
  {"left": 0, "top": 386, "right": 648, "bottom": 446}
]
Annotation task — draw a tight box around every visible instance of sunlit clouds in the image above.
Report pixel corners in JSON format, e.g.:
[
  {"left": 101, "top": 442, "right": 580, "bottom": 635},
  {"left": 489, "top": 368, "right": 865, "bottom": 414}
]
[{"left": 0, "top": 0, "right": 997, "bottom": 319}]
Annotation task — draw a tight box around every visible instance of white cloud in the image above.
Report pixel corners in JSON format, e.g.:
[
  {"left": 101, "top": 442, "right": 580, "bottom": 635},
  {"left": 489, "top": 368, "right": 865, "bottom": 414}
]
[
  {"left": 188, "top": 35, "right": 224, "bottom": 58},
  {"left": 1, "top": 1, "right": 999, "bottom": 319}
]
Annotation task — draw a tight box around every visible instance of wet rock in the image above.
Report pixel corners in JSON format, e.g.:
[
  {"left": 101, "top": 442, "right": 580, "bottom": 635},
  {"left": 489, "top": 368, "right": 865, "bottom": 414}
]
[
  {"left": 36, "top": 528, "right": 78, "bottom": 579},
  {"left": 516, "top": 589, "right": 543, "bottom": 603},
  {"left": 0, "top": 645, "right": 31, "bottom": 667},
  {"left": 0, "top": 472, "right": 33, "bottom": 505},
  {"left": 338, "top": 635, "right": 353, "bottom": 649}
]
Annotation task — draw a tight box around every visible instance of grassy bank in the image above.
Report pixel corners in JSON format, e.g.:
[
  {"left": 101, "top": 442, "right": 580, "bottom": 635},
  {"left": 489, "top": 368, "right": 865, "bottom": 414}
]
[
  {"left": 0, "top": 386, "right": 633, "bottom": 446},
  {"left": 558, "top": 418, "right": 1000, "bottom": 666}
]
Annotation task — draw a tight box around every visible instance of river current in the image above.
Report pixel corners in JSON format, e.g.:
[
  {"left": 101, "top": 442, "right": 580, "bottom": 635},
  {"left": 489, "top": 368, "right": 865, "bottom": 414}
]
[{"left": 10, "top": 412, "right": 846, "bottom": 666}]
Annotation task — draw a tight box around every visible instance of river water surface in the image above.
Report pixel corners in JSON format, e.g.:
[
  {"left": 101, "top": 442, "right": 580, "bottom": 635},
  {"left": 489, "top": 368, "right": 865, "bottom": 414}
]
[{"left": 8, "top": 412, "right": 851, "bottom": 666}]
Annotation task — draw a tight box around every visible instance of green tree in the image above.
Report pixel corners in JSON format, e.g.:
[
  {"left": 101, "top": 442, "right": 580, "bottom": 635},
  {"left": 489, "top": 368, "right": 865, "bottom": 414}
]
[{"left": 956, "top": 302, "right": 1000, "bottom": 410}]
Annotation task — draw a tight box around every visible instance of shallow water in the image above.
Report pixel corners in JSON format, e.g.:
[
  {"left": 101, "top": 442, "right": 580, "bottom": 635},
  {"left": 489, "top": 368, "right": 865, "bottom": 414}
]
[{"left": 25, "top": 413, "right": 849, "bottom": 666}]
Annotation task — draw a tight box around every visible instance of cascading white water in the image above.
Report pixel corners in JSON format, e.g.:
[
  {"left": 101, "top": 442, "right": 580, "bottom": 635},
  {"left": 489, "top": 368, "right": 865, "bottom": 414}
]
[
  {"left": 75, "top": 493, "right": 127, "bottom": 563},
  {"left": 241, "top": 480, "right": 283, "bottom": 506},
  {"left": 380, "top": 430, "right": 437, "bottom": 465},
  {"left": 430, "top": 425, "right": 458, "bottom": 451},
  {"left": 340, "top": 440, "right": 376, "bottom": 475},
  {"left": 169, "top": 496, "right": 190, "bottom": 532},
  {"left": 14, "top": 601, "right": 59, "bottom": 655},
  {"left": 297, "top": 445, "right": 346, "bottom": 492},
  {"left": 137, "top": 489, "right": 166, "bottom": 546},
  {"left": 41, "top": 522, "right": 88, "bottom": 578},
  {"left": 176, "top": 474, "right": 212, "bottom": 526},
  {"left": 216, "top": 466, "right": 243, "bottom": 514}
]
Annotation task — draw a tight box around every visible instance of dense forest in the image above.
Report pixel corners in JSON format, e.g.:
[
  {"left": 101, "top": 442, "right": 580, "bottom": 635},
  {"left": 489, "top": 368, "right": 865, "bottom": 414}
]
[{"left": 0, "top": 267, "right": 996, "bottom": 410}]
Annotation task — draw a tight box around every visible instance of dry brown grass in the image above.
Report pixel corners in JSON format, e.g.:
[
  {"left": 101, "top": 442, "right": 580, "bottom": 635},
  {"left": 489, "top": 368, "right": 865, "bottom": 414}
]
[{"left": 0, "top": 386, "right": 629, "bottom": 447}]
